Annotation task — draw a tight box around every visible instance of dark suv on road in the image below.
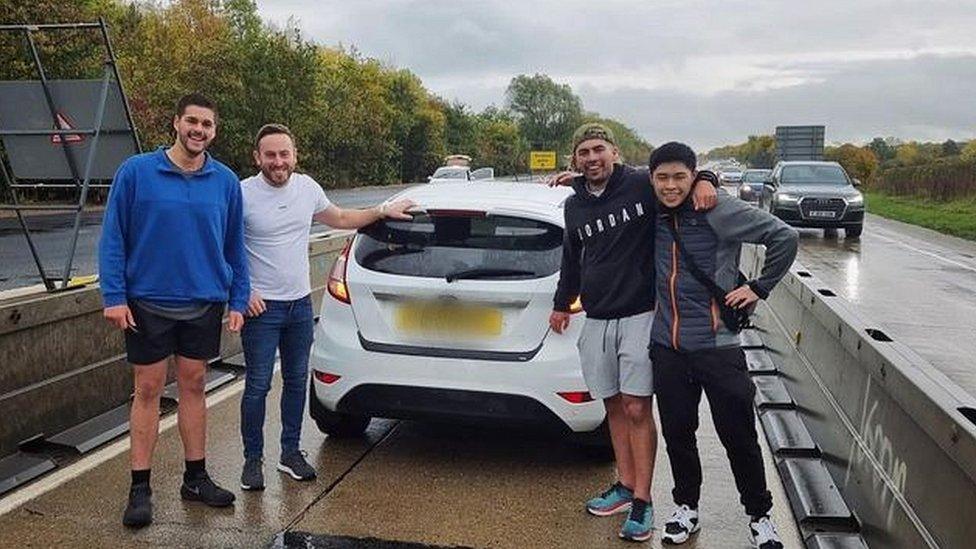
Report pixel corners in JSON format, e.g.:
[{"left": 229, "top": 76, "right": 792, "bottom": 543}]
[{"left": 761, "top": 161, "right": 864, "bottom": 238}]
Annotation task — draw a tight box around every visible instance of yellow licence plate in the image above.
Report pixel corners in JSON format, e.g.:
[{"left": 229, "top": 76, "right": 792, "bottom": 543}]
[{"left": 395, "top": 303, "right": 502, "bottom": 336}]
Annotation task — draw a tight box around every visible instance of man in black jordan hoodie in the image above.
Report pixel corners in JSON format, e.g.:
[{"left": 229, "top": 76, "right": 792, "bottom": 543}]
[{"left": 549, "top": 123, "right": 717, "bottom": 542}]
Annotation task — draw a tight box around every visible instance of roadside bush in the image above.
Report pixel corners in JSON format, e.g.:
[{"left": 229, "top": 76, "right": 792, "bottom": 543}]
[{"left": 873, "top": 158, "right": 976, "bottom": 201}]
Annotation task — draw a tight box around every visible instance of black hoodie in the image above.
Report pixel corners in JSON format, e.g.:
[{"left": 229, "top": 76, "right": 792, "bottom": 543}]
[{"left": 553, "top": 164, "right": 657, "bottom": 319}]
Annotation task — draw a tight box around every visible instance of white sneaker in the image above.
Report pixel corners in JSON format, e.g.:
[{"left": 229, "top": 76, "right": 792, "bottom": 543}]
[
  {"left": 748, "top": 515, "right": 784, "bottom": 549},
  {"left": 662, "top": 504, "right": 700, "bottom": 544}
]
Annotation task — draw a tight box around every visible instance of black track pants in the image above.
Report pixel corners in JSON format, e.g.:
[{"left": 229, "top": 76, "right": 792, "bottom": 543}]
[{"left": 651, "top": 344, "right": 773, "bottom": 517}]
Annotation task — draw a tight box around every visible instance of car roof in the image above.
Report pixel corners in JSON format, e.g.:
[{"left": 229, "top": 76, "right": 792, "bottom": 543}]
[
  {"left": 392, "top": 182, "right": 574, "bottom": 224},
  {"left": 777, "top": 161, "right": 841, "bottom": 166},
  {"left": 743, "top": 168, "right": 771, "bottom": 172}
]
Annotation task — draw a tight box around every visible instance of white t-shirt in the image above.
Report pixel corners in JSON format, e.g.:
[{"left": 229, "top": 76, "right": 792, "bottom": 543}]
[{"left": 241, "top": 172, "right": 332, "bottom": 300}]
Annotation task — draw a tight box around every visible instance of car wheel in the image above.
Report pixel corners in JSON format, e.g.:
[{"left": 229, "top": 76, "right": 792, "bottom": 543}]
[
  {"left": 308, "top": 381, "right": 370, "bottom": 437},
  {"left": 846, "top": 224, "right": 863, "bottom": 238}
]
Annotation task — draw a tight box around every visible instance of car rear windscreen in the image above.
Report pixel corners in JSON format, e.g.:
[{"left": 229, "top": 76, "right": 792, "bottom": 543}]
[
  {"left": 355, "top": 213, "right": 563, "bottom": 279},
  {"left": 781, "top": 165, "right": 849, "bottom": 185},
  {"left": 743, "top": 171, "right": 769, "bottom": 182}
]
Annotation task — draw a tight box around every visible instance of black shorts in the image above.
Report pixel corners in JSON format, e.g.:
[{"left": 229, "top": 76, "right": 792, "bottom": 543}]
[{"left": 124, "top": 301, "right": 224, "bottom": 365}]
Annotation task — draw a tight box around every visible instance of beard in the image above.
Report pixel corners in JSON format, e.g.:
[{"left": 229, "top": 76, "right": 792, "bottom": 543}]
[
  {"left": 178, "top": 131, "right": 210, "bottom": 157},
  {"left": 261, "top": 165, "right": 294, "bottom": 186}
]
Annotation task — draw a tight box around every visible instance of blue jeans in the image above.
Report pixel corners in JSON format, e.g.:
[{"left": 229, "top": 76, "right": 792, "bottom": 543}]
[{"left": 240, "top": 295, "right": 314, "bottom": 459}]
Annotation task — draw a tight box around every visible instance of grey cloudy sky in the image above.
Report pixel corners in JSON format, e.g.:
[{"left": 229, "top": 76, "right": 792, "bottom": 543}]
[{"left": 255, "top": 0, "right": 976, "bottom": 150}]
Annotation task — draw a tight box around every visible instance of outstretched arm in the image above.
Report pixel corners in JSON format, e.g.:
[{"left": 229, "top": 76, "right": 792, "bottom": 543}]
[{"left": 313, "top": 199, "right": 416, "bottom": 229}]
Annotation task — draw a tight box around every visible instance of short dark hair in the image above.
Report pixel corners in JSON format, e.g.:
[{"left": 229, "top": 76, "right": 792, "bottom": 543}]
[
  {"left": 648, "top": 142, "right": 696, "bottom": 173},
  {"left": 253, "top": 123, "right": 294, "bottom": 150},
  {"left": 175, "top": 93, "right": 217, "bottom": 121}
]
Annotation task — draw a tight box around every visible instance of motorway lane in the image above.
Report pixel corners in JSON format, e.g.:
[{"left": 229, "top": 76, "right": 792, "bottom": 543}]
[
  {"left": 794, "top": 214, "right": 976, "bottom": 400},
  {"left": 0, "top": 368, "right": 802, "bottom": 548},
  {"left": 0, "top": 184, "right": 419, "bottom": 291}
]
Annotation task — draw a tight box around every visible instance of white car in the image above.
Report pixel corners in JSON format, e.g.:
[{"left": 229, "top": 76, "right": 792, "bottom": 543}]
[
  {"left": 428, "top": 166, "right": 495, "bottom": 182},
  {"left": 308, "top": 182, "right": 606, "bottom": 445}
]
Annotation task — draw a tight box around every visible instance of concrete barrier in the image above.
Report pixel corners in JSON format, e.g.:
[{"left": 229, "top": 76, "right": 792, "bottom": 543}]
[
  {"left": 0, "top": 231, "right": 349, "bottom": 460},
  {"left": 743, "top": 245, "right": 976, "bottom": 548}
]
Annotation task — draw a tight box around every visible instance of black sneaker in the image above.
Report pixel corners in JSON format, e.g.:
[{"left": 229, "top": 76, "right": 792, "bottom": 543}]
[
  {"left": 277, "top": 450, "right": 317, "bottom": 481},
  {"left": 180, "top": 473, "right": 236, "bottom": 507},
  {"left": 122, "top": 484, "right": 152, "bottom": 528},
  {"left": 240, "top": 457, "right": 264, "bottom": 491}
]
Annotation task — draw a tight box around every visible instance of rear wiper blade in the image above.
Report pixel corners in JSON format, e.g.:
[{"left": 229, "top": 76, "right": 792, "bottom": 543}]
[
  {"left": 445, "top": 267, "right": 536, "bottom": 283},
  {"left": 361, "top": 245, "right": 425, "bottom": 263}
]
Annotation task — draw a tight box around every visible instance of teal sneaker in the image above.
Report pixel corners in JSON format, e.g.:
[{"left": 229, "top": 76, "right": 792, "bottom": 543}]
[
  {"left": 619, "top": 499, "right": 654, "bottom": 542},
  {"left": 585, "top": 482, "right": 633, "bottom": 516}
]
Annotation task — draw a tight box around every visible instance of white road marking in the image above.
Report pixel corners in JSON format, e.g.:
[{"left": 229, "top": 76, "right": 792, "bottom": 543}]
[
  {"left": 0, "top": 377, "right": 246, "bottom": 517},
  {"left": 868, "top": 228, "right": 976, "bottom": 274}
]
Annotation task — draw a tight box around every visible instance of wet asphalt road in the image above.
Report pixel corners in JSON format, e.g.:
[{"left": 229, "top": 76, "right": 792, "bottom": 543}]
[
  {"left": 0, "top": 369, "right": 802, "bottom": 548},
  {"left": 0, "top": 184, "right": 417, "bottom": 291}
]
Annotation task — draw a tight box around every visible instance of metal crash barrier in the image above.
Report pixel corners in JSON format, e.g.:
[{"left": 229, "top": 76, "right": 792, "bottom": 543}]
[
  {"left": 742, "top": 244, "right": 976, "bottom": 548},
  {"left": 0, "top": 232, "right": 349, "bottom": 494}
]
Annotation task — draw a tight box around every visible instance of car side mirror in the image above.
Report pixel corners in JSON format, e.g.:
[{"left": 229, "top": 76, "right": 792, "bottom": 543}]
[
  {"left": 763, "top": 183, "right": 776, "bottom": 193},
  {"left": 852, "top": 178, "right": 862, "bottom": 187},
  {"left": 427, "top": 176, "right": 433, "bottom": 182}
]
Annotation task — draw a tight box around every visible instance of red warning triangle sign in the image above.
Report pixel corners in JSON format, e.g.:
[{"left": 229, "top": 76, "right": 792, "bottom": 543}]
[{"left": 51, "top": 112, "right": 84, "bottom": 144}]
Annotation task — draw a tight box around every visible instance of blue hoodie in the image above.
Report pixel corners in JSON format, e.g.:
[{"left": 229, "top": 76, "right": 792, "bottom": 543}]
[{"left": 98, "top": 148, "right": 249, "bottom": 312}]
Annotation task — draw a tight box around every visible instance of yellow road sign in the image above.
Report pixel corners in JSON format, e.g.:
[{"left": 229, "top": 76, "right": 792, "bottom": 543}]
[{"left": 529, "top": 151, "right": 557, "bottom": 171}]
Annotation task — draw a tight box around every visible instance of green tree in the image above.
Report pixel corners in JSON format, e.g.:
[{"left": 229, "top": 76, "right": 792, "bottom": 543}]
[
  {"left": 867, "top": 137, "right": 895, "bottom": 163},
  {"left": 383, "top": 69, "right": 446, "bottom": 182},
  {"left": 440, "top": 100, "right": 479, "bottom": 158},
  {"left": 505, "top": 74, "right": 583, "bottom": 152},
  {"left": 941, "top": 139, "right": 960, "bottom": 156},
  {"left": 961, "top": 141, "right": 976, "bottom": 162},
  {"left": 476, "top": 114, "right": 525, "bottom": 176},
  {"left": 894, "top": 142, "right": 922, "bottom": 166},
  {"left": 703, "top": 135, "right": 775, "bottom": 168},
  {"left": 825, "top": 144, "right": 878, "bottom": 183}
]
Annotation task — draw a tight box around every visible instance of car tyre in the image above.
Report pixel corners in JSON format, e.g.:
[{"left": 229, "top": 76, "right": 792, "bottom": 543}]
[
  {"left": 308, "top": 381, "right": 371, "bottom": 437},
  {"left": 846, "top": 224, "right": 863, "bottom": 238}
]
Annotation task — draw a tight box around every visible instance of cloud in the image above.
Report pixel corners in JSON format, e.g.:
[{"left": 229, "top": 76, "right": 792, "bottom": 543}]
[
  {"left": 254, "top": 1, "right": 976, "bottom": 148},
  {"left": 581, "top": 53, "right": 976, "bottom": 149}
]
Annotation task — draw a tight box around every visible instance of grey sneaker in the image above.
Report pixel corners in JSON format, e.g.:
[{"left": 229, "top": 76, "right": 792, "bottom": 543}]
[
  {"left": 277, "top": 450, "right": 317, "bottom": 481},
  {"left": 240, "top": 457, "right": 264, "bottom": 491}
]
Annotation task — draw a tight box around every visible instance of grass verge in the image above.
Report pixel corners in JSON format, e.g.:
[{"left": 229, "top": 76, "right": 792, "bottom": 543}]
[{"left": 864, "top": 190, "right": 976, "bottom": 241}]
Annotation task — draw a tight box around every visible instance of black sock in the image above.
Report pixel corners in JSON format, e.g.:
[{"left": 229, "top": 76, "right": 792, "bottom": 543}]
[
  {"left": 630, "top": 498, "right": 650, "bottom": 519},
  {"left": 131, "top": 469, "right": 151, "bottom": 487},
  {"left": 184, "top": 459, "right": 206, "bottom": 482}
]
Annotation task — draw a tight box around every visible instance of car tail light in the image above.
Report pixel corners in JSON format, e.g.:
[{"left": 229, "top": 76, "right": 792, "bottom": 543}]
[
  {"left": 557, "top": 391, "right": 594, "bottom": 404},
  {"left": 327, "top": 238, "right": 352, "bottom": 304},
  {"left": 569, "top": 295, "right": 583, "bottom": 314},
  {"left": 313, "top": 370, "right": 341, "bottom": 385}
]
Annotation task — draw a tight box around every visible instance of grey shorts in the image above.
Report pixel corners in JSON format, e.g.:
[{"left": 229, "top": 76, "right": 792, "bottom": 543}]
[{"left": 577, "top": 311, "right": 654, "bottom": 400}]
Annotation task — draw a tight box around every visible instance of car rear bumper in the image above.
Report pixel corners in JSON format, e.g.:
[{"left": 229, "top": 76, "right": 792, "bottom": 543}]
[
  {"left": 310, "top": 297, "right": 605, "bottom": 433},
  {"left": 334, "top": 384, "right": 575, "bottom": 432}
]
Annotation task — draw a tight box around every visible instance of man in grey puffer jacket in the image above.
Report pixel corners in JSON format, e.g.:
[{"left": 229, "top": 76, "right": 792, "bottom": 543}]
[{"left": 648, "top": 142, "right": 797, "bottom": 549}]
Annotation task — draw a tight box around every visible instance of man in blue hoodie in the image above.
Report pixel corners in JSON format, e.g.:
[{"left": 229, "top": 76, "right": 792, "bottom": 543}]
[{"left": 99, "top": 93, "right": 249, "bottom": 528}]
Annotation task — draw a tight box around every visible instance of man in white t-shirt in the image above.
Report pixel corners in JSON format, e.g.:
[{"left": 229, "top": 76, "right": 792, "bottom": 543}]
[{"left": 238, "top": 124, "right": 412, "bottom": 490}]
